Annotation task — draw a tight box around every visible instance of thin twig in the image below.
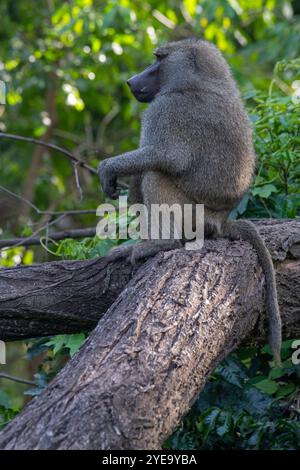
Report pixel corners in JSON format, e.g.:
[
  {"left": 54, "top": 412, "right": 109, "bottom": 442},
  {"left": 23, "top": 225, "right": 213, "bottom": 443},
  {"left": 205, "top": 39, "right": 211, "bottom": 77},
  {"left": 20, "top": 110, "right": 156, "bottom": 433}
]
[
  {"left": 0, "top": 132, "right": 129, "bottom": 189},
  {"left": 0, "top": 185, "right": 96, "bottom": 216},
  {"left": 0, "top": 132, "right": 98, "bottom": 175},
  {"left": 73, "top": 162, "right": 83, "bottom": 201},
  {"left": 0, "top": 227, "right": 96, "bottom": 248},
  {"left": 0, "top": 373, "right": 36, "bottom": 387},
  {"left": 53, "top": 128, "right": 83, "bottom": 144},
  {"left": 152, "top": 9, "right": 176, "bottom": 29},
  {"left": 0, "top": 214, "right": 67, "bottom": 251}
]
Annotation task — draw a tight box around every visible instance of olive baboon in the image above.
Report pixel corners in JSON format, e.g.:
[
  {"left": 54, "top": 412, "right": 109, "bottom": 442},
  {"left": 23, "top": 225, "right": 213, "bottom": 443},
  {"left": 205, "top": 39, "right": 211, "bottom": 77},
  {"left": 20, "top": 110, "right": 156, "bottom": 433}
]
[{"left": 98, "top": 38, "right": 282, "bottom": 363}]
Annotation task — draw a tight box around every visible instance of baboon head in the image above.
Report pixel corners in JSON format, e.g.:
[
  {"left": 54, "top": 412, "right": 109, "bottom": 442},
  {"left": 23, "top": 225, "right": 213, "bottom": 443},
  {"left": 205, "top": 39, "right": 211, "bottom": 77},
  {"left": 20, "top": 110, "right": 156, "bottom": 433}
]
[{"left": 127, "top": 38, "right": 232, "bottom": 102}]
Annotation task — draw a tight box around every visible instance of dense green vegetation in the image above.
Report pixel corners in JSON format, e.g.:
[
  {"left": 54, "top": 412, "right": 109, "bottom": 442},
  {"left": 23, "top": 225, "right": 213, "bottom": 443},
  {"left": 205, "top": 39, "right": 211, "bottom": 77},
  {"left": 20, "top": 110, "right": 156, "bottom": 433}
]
[{"left": 0, "top": 0, "right": 299, "bottom": 449}]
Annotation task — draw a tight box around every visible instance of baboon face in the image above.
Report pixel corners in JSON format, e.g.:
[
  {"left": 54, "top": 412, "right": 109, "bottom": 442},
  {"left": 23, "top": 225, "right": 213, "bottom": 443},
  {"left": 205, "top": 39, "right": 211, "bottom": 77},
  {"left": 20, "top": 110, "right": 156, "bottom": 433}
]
[
  {"left": 126, "top": 39, "right": 230, "bottom": 103},
  {"left": 126, "top": 43, "right": 189, "bottom": 102},
  {"left": 127, "top": 58, "right": 161, "bottom": 103}
]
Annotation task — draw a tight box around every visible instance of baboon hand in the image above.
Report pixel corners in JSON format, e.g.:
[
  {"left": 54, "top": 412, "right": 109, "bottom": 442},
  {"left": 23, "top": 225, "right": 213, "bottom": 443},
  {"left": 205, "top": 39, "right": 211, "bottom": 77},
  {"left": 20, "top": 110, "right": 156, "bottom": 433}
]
[{"left": 98, "top": 160, "right": 119, "bottom": 199}]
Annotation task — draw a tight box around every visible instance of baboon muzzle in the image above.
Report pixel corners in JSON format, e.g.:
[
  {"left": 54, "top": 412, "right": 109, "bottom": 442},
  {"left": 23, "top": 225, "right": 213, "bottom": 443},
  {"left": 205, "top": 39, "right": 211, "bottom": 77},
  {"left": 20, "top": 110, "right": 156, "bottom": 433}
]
[{"left": 127, "top": 61, "right": 160, "bottom": 103}]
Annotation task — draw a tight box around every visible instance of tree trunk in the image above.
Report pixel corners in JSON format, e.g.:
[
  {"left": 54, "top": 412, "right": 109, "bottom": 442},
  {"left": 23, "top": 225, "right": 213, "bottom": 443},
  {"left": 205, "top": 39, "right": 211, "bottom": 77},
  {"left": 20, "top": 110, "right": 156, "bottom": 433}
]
[{"left": 0, "top": 220, "right": 299, "bottom": 449}]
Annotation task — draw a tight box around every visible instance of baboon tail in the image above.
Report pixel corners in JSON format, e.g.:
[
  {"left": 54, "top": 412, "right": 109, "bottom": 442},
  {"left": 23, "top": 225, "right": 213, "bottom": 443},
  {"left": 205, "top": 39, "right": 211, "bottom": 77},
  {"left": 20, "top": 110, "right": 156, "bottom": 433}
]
[{"left": 227, "top": 219, "right": 282, "bottom": 365}]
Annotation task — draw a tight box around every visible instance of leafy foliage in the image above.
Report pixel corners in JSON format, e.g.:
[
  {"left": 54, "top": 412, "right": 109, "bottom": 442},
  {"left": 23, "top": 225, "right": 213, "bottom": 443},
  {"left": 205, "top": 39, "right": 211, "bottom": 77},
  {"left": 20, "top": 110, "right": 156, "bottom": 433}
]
[
  {"left": 22, "top": 333, "right": 87, "bottom": 398},
  {"left": 1, "top": 0, "right": 300, "bottom": 237},
  {"left": 165, "top": 343, "right": 300, "bottom": 450},
  {"left": 0, "top": 390, "right": 19, "bottom": 431},
  {"left": 231, "top": 61, "right": 300, "bottom": 220}
]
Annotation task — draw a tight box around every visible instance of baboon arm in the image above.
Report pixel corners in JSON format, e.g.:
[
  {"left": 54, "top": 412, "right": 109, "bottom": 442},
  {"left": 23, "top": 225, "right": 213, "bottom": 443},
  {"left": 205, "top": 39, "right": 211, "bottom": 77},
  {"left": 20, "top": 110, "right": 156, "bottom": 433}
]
[
  {"left": 98, "top": 146, "right": 188, "bottom": 199},
  {"left": 102, "top": 147, "right": 161, "bottom": 175}
]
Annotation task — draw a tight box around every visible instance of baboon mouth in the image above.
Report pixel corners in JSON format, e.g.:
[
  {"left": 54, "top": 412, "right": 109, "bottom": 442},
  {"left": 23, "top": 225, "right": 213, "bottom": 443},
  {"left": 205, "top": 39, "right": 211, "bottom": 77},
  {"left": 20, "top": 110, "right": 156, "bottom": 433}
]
[{"left": 131, "top": 90, "right": 154, "bottom": 103}]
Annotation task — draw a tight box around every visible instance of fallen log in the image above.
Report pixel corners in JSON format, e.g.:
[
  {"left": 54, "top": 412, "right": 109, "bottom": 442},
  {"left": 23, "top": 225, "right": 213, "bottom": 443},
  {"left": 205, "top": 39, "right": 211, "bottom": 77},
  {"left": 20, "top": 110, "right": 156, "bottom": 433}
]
[{"left": 0, "top": 219, "right": 299, "bottom": 449}]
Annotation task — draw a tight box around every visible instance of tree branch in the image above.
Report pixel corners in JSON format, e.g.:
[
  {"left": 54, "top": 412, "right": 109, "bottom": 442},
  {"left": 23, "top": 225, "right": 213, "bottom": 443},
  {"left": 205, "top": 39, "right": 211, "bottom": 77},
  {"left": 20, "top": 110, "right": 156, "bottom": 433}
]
[
  {"left": 0, "top": 132, "right": 98, "bottom": 176},
  {"left": 0, "top": 373, "right": 35, "bottom": 387},
  {"left": 0, "top": 184, "right": 96, "bottom": 217},
  {"left": 0, "top": 255, "right": 135, "bottom": 341},
  {"left": 0, "top": 132, "right": 129, "bottom": 189},
  {"left": 0, "top": 220, "right": 299, "bottom": 342}
]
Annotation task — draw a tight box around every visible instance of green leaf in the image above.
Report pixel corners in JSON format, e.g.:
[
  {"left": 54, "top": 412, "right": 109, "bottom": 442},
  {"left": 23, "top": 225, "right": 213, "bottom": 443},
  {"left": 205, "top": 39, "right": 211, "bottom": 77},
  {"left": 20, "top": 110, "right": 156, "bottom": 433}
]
[
  {"left": 216, "top": 412, "right": 232, "bottom": 437},
  {"left": 215, "top": 357, "right": 246, "bottom": 388},
  {"left": 253, "top": 378, "right": 279, "bottom": 395},
  {"left": 65, "top": 333, "right": 86, "bottom": 356},
  {"left": 197, "top": 408, "right": 220, "bottom": 440},
  {"left": 45, "top": 333, "right": 86, "bottom": 356},
  {"left": 45, "top": 335, "right": 68, "bottom": 355},
  {"left": 252, "top": 184, "right": 278, "bottom": 199},
  {"left": 269, "top": 367, "right": 286, "bottom": 380},
  {"left": 276, "top": 383, "right": 296, "bottom": 398}
]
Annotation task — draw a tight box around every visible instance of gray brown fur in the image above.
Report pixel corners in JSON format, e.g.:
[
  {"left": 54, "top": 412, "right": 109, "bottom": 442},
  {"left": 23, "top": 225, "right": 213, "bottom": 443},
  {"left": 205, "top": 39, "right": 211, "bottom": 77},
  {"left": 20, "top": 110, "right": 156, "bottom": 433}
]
[{"left": 98, "top": 38, "right": 282, "bottom": 362}]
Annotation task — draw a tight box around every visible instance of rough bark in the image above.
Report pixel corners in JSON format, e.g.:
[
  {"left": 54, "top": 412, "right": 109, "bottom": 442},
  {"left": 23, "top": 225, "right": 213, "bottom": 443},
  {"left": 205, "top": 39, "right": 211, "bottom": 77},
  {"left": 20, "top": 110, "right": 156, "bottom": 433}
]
[
  {"left": 0, "top": 220, "right": 299, "bottom": 342},
  {"left": 0, "top": 220, "right": 299, "bottom": 450},
  {"left": 0, "top": 257, "right": 135, "bottom": 341}
]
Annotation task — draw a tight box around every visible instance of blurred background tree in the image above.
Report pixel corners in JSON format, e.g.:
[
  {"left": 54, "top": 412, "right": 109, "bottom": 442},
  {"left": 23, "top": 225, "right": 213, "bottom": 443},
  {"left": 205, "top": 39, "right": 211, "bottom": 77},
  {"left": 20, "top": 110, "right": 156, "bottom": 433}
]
[
  {"left": 1, "top": 0, "right": 299, "bottom": 238},
  {"left": 0, "top": 0, "right": 299, "bottom": 449}
]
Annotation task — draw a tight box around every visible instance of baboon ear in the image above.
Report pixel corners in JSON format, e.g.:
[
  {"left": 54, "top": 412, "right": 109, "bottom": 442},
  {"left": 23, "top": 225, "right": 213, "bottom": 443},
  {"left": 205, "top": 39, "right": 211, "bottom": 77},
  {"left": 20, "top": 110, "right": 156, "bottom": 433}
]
[{"left": 154, "top": 47, "right": 169, "bottom": 59}]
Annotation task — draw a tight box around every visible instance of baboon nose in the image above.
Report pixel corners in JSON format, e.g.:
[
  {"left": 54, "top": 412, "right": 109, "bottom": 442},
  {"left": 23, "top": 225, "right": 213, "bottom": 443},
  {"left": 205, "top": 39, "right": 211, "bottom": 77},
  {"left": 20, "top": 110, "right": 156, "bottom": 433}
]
[{"left": 126, "top": 79, "right": 132, "bottom": 89}]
